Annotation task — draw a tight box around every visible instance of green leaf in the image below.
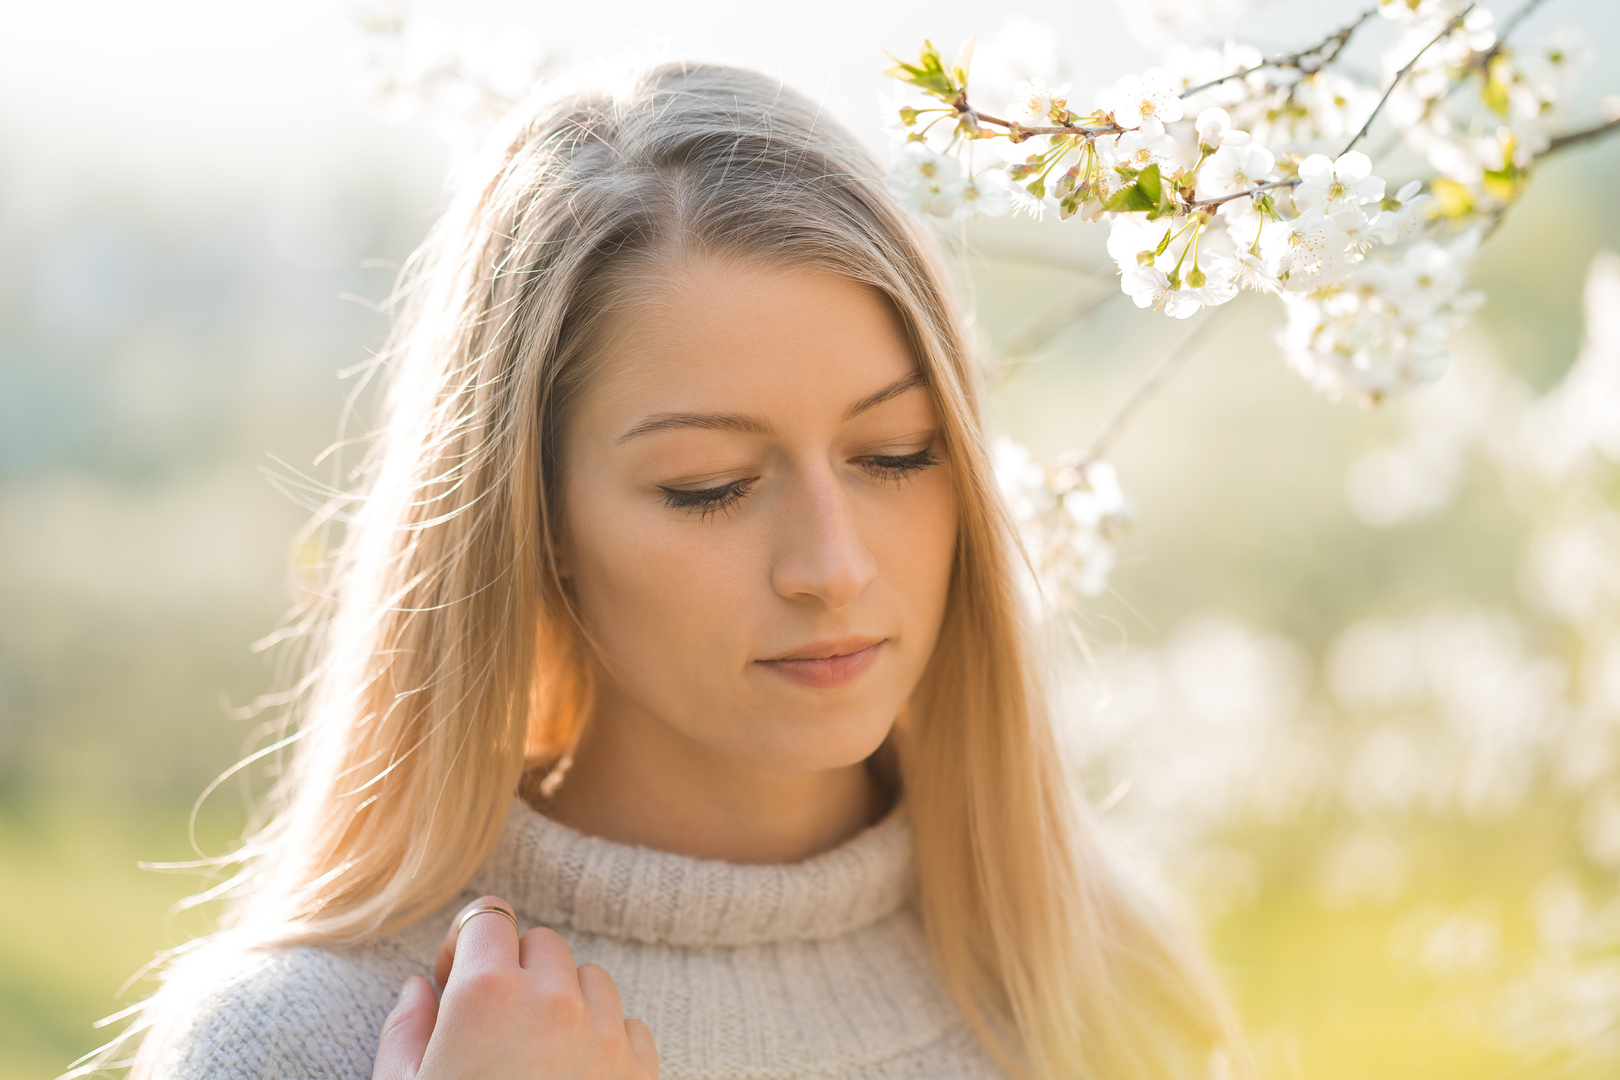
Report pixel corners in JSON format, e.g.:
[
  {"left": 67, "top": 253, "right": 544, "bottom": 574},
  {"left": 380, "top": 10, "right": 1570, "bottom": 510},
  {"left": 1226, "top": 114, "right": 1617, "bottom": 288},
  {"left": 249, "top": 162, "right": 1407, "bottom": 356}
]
[
  {"left": 882, "top": 41, "right": 962, "bottom": 102},
  {"left": 1101, "top": 163, "right": 1164, "bottom": 215},
  {"left": 1482, "top": 73, "right": 1510, "bottom": 118}
]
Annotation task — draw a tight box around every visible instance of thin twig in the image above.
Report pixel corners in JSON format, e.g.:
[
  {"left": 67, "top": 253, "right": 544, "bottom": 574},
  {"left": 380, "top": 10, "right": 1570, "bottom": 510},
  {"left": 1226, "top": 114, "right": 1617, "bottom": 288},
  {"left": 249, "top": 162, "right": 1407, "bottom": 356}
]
[
  {"left": 996, "top": 283, "right": 1118, "bottom": 364},
  {"left": 1178, "top": 7, "right": 1379, "bottom": 100},
  {"left": 1079, "top": 297, "right": 1246, "bottom": 466},
  {"left": 1544, "top": 116, "right": 1620, "bottom": 156},
  {"left": 962, "top": 104, "right": 1123, "bottom": 141},
  {"left": 1341, "top": 5, "right": 1476, "bottom": 156},
  {"left": 1496, "top": 0, "right": 1554, "bottom": 47},
  {"left": 1189, "top": 177, "right": 1301, "bottom": 211}
]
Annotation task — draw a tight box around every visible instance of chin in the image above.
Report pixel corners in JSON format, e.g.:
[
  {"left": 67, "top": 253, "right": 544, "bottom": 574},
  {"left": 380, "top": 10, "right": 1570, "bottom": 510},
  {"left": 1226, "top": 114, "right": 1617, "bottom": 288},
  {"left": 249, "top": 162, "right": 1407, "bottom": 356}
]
[{"left": 733, "top": 707, "right": 897, "bottom": 775}]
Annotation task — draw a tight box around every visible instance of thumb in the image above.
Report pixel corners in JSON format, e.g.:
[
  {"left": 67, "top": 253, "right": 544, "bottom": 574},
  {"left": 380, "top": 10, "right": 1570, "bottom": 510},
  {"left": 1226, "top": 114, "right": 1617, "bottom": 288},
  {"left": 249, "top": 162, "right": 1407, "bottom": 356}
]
[{"left": 372, "top": 976, "right": 439, "bottom": 1080}]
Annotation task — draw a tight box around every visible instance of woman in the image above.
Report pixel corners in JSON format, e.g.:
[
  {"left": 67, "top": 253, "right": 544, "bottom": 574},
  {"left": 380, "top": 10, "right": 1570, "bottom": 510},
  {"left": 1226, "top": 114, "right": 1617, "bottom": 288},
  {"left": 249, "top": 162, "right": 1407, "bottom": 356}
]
[{"left": 119, "top": 62, "right": 1236, "bottom": 1080}]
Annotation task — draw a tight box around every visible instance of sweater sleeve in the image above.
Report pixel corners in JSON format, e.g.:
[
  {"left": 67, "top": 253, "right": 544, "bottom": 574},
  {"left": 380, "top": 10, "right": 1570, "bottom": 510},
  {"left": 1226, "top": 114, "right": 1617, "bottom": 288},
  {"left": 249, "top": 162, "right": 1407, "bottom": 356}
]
[{"left": 134, "top": 943, "right": 418, "bottom": 1080}]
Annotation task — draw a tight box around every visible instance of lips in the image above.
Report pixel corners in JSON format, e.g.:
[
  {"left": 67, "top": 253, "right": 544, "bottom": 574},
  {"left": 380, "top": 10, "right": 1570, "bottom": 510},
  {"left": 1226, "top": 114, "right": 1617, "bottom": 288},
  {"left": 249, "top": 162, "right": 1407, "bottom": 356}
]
[{"left": 756, "top": 637, "right": 885, "bottom": 690}]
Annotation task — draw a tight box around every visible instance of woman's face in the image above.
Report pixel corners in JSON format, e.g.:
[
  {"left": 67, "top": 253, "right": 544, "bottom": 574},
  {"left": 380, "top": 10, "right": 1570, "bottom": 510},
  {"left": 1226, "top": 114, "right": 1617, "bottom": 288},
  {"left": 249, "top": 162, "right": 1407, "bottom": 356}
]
[{"left": 557, "top": 256, "right": 958, "bottom": 776}]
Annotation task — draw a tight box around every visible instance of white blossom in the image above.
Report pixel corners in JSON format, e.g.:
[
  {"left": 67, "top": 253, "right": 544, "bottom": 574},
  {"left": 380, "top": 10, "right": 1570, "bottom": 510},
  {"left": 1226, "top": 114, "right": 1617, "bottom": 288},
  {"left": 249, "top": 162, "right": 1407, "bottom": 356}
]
[
  {"left": 1274, "top": 208, "right": 1354, "bottom": 290},
  {"left": 887, "top": 142, "right": 967, "bottom": 218},
  {"left": 1008, "top": 75, "right": 1071, "bottom": 126},
  {"left": 992, "top": 439, "right": 1131, "bottom": 602},
  {"left": 1194, "top": 132, "right": 1275, "bottom": 200},
  {"left": 1195, "top": 107, "right": 1232, "bottom": 146},
  {"left": 1101, "top": 67, "right": 1185, "bottom": 129},
  {"left": 1293, "top": 151, "right": 1387, "bottom": 216},
  {"left": 1206, "top": 247, "right": 1281, "bottom": 294},
  {"left": 1366, "top": 180, "right": 1430, "bottom": 244},
  {"left": 958, "top": 168, "right": 1014, "bottom": 219},
  {"left": 1100, "top": 119, "right": 1179, "bottom": 171},
  {"left": 1279, "top": 233, "right": 1483, "bottom": 402}
]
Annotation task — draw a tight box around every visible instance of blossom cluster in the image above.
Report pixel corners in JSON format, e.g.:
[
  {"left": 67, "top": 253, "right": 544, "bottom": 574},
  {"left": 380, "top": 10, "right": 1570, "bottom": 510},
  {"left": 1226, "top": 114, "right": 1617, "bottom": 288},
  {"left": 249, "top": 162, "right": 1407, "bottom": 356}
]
[
  {"left": 993, "top": 439, "right": 1131, "bottom": 607},
  {"left": 889, "top": 5, "right": 1610, "bottom": 598},
  {"left": 883, "top": 8, "right": 1598, "bottom": 404}
]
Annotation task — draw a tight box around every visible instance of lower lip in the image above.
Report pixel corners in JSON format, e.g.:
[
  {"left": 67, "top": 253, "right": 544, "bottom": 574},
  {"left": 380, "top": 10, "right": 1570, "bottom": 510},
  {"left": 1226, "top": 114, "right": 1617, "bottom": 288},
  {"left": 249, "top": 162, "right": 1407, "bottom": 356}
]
[{"left": 758, "top": 643, "right": 883, "bottom": 689}]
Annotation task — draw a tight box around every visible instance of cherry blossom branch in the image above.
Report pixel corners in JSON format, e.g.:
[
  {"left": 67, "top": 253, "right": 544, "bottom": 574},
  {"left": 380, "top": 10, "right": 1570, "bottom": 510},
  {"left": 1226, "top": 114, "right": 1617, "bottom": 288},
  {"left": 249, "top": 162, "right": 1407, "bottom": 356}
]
[
  {"left": 1543, "top": 115, "right": 1620, "bottom": 156},
  {"left": 958, "top": 99, "right": 1124, "bottom": 141},
  {"left": 993, "top": 282, "right": 1119, "bottom": 371},
  {"left": 1341, "top": 4, "right": 1477, "bottom": 155},
  {"left": 1497, "top": 0, "right": 1555, "bottom": 45},
  {"left": 1078, "top": 297, "right": 1246, "bottom": 466},
  {"left": 1178, "top": 7, "right": 1379, "bottom": 100},
  {"left": 1188, "top": 177, "right": 1300, "bottom": 211}
]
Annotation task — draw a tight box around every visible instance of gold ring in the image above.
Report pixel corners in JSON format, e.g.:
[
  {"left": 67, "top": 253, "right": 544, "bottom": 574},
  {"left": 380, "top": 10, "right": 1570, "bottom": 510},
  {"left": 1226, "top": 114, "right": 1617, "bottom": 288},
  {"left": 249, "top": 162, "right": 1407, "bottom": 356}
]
[{"left": 455, "top": 905, "right": 520, "bottom": 937}]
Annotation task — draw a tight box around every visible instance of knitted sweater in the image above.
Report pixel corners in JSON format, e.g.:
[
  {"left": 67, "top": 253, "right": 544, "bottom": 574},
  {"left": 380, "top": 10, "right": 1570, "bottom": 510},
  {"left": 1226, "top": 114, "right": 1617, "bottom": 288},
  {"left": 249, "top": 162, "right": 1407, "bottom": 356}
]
[{"left": 138, "top": 799, "right": 1009, "bottom": 1079}]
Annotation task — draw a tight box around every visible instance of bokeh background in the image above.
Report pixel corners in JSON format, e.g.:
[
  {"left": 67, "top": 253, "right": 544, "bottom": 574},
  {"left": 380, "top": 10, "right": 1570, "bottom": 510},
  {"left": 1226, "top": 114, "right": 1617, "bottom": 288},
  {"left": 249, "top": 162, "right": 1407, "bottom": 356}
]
[{"left": 3, "top": 1, "right": 1619, "bottom": 1077}]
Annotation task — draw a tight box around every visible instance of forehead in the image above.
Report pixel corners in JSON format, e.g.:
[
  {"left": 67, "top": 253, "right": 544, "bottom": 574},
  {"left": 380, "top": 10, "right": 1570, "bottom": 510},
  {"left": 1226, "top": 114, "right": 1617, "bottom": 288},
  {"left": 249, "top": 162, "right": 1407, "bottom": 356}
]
[{"left": 578, "top": 257, "right": 922, "bottom": 421}]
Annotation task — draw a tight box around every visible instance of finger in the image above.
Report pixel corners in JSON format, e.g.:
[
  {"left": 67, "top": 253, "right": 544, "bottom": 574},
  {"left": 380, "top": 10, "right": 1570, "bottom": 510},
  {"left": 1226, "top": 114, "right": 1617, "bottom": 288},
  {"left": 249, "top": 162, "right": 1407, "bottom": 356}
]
[
  {"left": 624, "top": 1017, "right": 658, "bottom": 1074},
  {"left": 576, "top": 962, "right": 624, "bottom": 1021},
  {"left": 434, "top": 895, "right": 519, "bottom": 988},
  {"left": 372, "top": 976, "right": 439, "bottom": 1080},
  {"left": 516, "top": 925, "right": 581, "bottom": 990}
]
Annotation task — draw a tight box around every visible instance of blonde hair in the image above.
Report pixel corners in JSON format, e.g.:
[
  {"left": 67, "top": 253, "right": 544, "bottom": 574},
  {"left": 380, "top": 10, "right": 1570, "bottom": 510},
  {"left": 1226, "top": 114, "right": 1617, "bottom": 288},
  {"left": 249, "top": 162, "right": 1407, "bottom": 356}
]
[{"left": 129, "top": 62, "right": 1237, "bottom": 1080}]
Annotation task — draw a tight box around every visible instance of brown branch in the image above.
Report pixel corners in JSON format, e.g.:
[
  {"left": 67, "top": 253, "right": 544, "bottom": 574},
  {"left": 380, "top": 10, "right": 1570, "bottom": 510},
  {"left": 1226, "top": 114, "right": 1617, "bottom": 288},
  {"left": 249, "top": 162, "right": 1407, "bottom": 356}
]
[
  {"left": 1493, "top": 0, "right": 1554, "bottom": 53},
  {"left": 1079, "top": 297, "right": 1247, "bottom": 466},
  {"left": 1178, "top": 7, "right": 1378, "bottom": 100},
  {"left": 1189, "top": 177, "right": 1301, "bottom": 211},
  {"left": 1543, "top": 116, "right": 1620, "bottom": 156},
  {"left": 960, "top": 103, "right": 1123, "bottom": 141},
  {"left": 1341, "top": 5, "right": 1476, "bottom": 156}
]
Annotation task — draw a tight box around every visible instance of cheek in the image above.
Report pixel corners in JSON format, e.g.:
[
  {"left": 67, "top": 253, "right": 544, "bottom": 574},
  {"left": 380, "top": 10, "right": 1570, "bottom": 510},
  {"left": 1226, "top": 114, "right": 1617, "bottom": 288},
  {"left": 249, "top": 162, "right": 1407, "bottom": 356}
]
[
  {"left": 564, "top": 485, "right": 760, "bottom": 687},
  {"left": 870, "top": 468, "right": 958, "bottom": 645}
]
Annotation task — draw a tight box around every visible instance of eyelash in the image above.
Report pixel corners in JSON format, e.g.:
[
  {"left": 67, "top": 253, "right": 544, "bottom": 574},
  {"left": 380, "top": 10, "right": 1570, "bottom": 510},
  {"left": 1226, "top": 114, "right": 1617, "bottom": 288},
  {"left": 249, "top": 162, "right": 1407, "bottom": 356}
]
[{"left": 657, "top": 449, "right": 941, "bottom": 519}]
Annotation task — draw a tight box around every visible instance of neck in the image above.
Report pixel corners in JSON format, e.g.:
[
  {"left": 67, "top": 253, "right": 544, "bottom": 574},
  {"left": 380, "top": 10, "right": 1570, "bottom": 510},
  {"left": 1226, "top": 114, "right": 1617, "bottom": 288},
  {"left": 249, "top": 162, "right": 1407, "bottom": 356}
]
[{"left": 536, "top": 690, "right": 889, "bottom": 864}]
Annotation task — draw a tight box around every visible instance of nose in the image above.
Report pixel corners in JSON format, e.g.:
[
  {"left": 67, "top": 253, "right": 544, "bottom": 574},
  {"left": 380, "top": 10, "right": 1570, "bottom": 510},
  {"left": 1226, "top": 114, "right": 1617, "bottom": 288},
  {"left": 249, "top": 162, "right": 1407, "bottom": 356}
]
[{"left": 769, "top": 468, "right": 877, "bottom": 609}]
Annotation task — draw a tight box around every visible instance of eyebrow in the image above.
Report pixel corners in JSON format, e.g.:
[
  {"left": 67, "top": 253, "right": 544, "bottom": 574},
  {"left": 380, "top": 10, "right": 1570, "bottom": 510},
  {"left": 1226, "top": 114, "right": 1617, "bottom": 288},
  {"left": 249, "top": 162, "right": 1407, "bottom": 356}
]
[
  {"left": 615, "top": 370, "right": 929, "bottom": 444},
  {"left": 842, "top": 370, "right": 928, "bottom": 421}
]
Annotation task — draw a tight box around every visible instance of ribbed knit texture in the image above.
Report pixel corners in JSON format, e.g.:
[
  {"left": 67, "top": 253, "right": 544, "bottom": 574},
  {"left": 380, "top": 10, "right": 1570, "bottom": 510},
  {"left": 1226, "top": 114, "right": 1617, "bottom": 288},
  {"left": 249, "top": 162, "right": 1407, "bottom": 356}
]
[{"left": 139, "top": 799, "right": 1009, "bottom": 1079}]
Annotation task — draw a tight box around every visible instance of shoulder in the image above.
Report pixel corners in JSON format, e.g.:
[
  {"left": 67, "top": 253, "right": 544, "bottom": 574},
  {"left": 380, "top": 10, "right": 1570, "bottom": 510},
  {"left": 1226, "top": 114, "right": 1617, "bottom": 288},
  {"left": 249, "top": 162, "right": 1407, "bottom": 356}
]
[{"left": 133, "top": 933, "right": 428, "bottom": 1080}]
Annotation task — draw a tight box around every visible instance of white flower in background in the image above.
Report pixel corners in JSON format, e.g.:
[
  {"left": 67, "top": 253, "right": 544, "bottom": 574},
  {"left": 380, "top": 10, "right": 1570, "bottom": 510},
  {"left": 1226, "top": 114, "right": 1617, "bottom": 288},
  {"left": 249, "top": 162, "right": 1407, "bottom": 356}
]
[
  {"left": 1167, "top": 40, "right": 1267, "bottom": 112},
  {"left": 1279, "top": 234, "right": 1482, "bottom": 402},
  {"left": 970, "top": 18, "right": 1062, "bottom": 115},
  {"left": 992, "top": 439, "right": 1132, "bottom": 602},
  {"left": 1195, "top": 107, "right": 1231, "bottom": 147},
  {"left": 1366, "top": 180, "right": 1430, "bottom": 245},
  {"left": 1290, "top": 72, "right": 1378, "bottom": 144},
  {"left": 1101, "top": 68, "right": 1185, "bottom": 129},
  {"left": 958, "top": 168, "right": 1014, "bottom": 219},
  {"left": 351, "top": 14, "right": 550, "bottom": 147},
  {"left": 1293, "top": 152, "right": 1387, "bottom": 216},
  {"left": 1195, "top": 132, "right": 1275, "bottom": 200},
  {"left": 1113, "top": 0, "right": 1254, "bottom": 54},
  {"left": 1008, "top": 75, "right": 1071, "bottom": 126},
  {"left": 1510, "top": 252, "right": 1620, "bottom": 480},
  {"left": 1378, "top": 0, "right": 1474, "bottom": 29},
  {"left": 887, "top": 142, "right": 967, "bottom": 218}
]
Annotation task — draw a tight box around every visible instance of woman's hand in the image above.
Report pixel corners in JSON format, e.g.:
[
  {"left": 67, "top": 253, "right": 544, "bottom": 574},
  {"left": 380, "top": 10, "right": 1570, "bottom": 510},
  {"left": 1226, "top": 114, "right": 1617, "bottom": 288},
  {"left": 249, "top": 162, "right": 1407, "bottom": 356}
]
[{"left": 372, "top": 896, "right": 658, "bottom": 1080}]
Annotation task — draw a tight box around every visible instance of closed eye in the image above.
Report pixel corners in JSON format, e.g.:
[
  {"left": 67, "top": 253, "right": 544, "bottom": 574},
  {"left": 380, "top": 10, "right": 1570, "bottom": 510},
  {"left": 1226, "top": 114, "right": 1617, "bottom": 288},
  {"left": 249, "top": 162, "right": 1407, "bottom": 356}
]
[
  {"left": 859, "top": 448, "right": 939, "bottom": 483},
  {"left": 657, "top": 478, "right": 752, "bottom": 519}
]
